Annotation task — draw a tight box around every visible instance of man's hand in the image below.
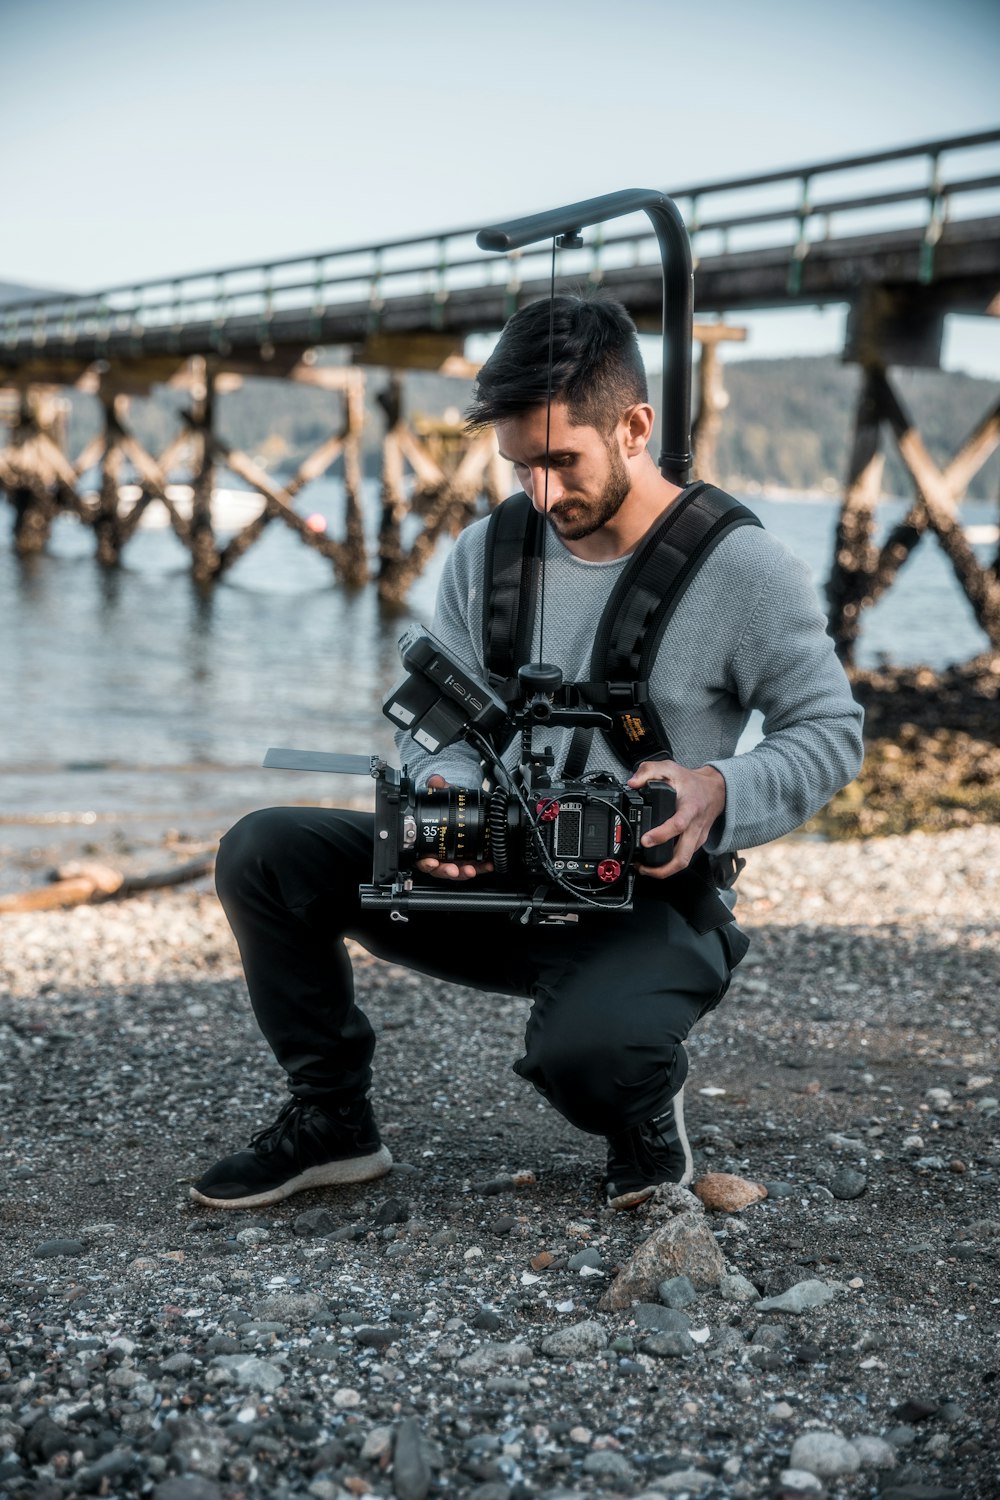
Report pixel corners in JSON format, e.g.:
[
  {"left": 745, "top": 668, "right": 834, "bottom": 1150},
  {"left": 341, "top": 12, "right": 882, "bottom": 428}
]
[
  {"left": 628, "top": 759, "right": 727, "bottom": 881},
  {"left": 413, "top": 775, "right": 495, "bottom": 882}
]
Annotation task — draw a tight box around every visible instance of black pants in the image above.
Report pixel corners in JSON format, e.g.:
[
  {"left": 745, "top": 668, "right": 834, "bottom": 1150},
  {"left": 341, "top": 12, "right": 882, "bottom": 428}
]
[{"left": 215, "top": 806, "right": 741, "bottom": 1138}]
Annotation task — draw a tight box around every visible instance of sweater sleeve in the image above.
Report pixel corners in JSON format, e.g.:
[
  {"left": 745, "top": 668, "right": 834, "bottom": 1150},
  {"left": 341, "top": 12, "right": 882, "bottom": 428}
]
[
  {"left": 392, "top": 524, "right": 491, "bottom": 790},
  {"left": 703, "top": 547, "right": 865, "bottom": 852}
]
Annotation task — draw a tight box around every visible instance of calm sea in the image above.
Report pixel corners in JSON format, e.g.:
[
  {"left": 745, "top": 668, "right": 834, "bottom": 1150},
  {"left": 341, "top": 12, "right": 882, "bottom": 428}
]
[{"left": 1, "top": 480, "right": 996, "bottom": 844}]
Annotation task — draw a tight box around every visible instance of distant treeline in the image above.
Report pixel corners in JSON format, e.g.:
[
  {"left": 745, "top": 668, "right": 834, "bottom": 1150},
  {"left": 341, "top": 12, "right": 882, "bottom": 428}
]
[{"left": 64, "top": 355, "right": 999, "bottom": 500}]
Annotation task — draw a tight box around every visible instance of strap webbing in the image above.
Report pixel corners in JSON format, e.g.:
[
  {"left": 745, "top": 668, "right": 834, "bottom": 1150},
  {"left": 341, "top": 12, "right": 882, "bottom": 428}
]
[{"left": 482, "top": 494, "right": 541, "bottom": 698}]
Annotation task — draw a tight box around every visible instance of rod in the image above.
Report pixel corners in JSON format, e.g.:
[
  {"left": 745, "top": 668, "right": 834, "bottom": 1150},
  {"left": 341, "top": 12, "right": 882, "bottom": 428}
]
[{"left": 476, "top": 189, "right": 694, "bottom": 486}]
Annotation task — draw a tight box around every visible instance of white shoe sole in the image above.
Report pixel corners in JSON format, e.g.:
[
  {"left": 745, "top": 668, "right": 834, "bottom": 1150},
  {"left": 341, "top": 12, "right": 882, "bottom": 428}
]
[{"left": 189, "top": 1145, "right": 393, "bottom": 1210}]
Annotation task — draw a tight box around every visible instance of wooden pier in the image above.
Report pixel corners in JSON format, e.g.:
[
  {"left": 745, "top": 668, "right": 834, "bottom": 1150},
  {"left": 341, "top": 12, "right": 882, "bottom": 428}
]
[{"left": 2, "top": 129, "right": 999, "bottom": 644}]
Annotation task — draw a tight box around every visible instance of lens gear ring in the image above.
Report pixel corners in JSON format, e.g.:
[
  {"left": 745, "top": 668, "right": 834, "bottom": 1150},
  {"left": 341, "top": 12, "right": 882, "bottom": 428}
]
[{"left": 487, "top": 788, "right": 511, "bottom": 874}]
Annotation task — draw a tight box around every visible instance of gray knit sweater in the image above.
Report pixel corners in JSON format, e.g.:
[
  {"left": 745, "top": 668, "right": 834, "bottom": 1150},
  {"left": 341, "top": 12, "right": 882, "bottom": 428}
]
[{"left": 395, "top": 506, "right": 864, "bottom": 853}]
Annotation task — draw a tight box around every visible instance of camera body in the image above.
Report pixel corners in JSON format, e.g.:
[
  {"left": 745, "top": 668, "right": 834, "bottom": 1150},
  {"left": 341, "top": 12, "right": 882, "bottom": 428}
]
[{"left": 265, "top": 627, "right": 676, "bottom": 923}]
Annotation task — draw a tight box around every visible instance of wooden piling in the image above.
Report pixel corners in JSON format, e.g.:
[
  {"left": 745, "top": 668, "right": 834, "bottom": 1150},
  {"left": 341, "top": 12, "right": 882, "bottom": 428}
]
[
  {"left": 826, "top": 368, "right": 1000, "bottom": 661},
  {"left": 691, "top": 323, "right": 746, "bottom": 485}
]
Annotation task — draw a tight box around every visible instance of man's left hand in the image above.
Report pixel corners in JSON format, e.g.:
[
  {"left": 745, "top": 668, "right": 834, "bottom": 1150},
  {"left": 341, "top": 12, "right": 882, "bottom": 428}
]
[{"left": 628, "top": 759, "right": 727, "bottom": 880}]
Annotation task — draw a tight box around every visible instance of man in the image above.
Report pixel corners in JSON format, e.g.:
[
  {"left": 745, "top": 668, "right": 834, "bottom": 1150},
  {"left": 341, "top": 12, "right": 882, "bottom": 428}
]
[{"left": 192, "top": 295, "right": 863, "bottom": 1212}]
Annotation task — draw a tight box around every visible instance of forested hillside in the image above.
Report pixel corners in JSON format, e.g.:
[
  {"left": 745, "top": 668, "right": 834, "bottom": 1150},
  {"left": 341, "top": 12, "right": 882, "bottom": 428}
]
[
  {"left": 717, "top": 358, "right": 999, "bottom": 499},
  {"left": 59, "top": 355, "right": 1000, "bottom": 501}
]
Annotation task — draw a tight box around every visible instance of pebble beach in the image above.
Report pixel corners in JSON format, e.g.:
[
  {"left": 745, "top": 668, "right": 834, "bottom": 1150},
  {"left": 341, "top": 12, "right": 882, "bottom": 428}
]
[{"left": 1, "top": 824, "right": 998, "bottom": 1500}]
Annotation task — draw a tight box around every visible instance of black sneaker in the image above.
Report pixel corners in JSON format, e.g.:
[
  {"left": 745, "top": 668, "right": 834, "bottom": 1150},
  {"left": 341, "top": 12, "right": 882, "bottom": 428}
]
[
  {"left": 604, "top": 1086, "right": 693, "bottom": 1210},
  {"left": 190, "top": 1097, "right": 392, "bottom": 1209}
]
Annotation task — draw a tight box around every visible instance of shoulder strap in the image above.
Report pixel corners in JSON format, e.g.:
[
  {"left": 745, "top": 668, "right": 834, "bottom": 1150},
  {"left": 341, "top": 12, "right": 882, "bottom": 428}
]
[
  {"left": 569, "top": 482, "right": 763, "bottom": 771},
  {"left": 482, "top": 492, "right": 542, "bottom": 700},
  {"left": 481, "top": 482, "right": 763, "bottom": 773}
]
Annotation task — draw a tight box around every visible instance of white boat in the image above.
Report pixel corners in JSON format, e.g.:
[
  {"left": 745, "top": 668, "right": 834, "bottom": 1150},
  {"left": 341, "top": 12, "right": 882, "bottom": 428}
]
[{"left": 112, "top": 484, "right": 267, "bottom": 532}]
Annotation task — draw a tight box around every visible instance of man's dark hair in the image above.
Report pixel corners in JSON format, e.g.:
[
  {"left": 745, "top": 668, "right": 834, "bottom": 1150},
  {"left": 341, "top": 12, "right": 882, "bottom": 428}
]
[{"left": 466, "top": 294, "right": 648, "bottom": 435}]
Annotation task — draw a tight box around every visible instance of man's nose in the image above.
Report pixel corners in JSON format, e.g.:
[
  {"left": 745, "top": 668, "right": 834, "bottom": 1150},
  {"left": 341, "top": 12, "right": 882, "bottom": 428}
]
[{"left": 526, "top": 466, "right": 562, "bottom": 510}]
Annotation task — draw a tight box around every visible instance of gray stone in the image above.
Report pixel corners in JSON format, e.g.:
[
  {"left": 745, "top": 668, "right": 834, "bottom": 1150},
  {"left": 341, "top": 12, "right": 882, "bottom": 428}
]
[
  {"left": 641, "top": 1329, "right": 695, "bottom": 1358},
  {"left": 751, "top": 1323, "right": 789, "bottom": 1347},
  {"left": 756, "top": 1279, "right": 835, "bottom": 1313},
  {"left": 24, "top": 1418, "right": 71, "bottom": 1462},
  {"left": 632, "top": 1303, "right": 690, "bottom": 1333},
  {"left": 658, "top": 1274, "right": 697, "bottom": 1308},
  {"left": 210, "top": 1355, "right": 284, "bottom": 1392},
  {"left": 355, "top": 1325, "right": 399, "bottom": 1349},
  {"left": 293, "top": 1207, "right": 339, "bottom": 1236},
  {"left": 652, "top": 1473, "right": 714, "bottom": 1494},
  {"left": 581, "top": 1450, "right": 634, "bottom": 1483},
  {"left": 852, "top": 1434, "right": 898, "bottom": 1470},
  {"left": 707, "top": 1326, "right": 746, "bottom": 1360},
  {"left": 830, "top": 1166, "right": 867, "bottom": 1199},
  {"left": 374, "top": 1197, "right": 410, "bottom": 1226},
  {"left": 457, "top": 1341, "right": 534, "bottom": 1374},
  {"left": 253, "top": 1291, "right": 328, "bottom": 1323},
  {"left": 647, "top": 1182, "right": 705, "bottom": 1216},
  {"left": 75, "top": 1448, "right": 138, "bottom": 1490},
  {"left": 361, "top": 1426, "right": 393, "bottom": 1461},
  {"left": 777, "top": 1472, "right": 823, "bottom": 1494},
  {"left": 789, "top": 1431, "right": 861, "bottom": 1478},
  {"left": 567, "top": 1248, "right": 606, "bottom": 1271},
  {"left": 540, "top": 1320, "right": 606, "bottom": 1358},
  {"left": 763, "top": 1181, "right": 795, "bottom": 1198},
  {"left": 171, "top": 1417, "right": 229, "bottom": 1479},
  {"left": 34, "top": 1238, "right": 86, "bottom": 1258},
  {"left": 393, "top": 1417, "right": 432, "bottom": 1500},
  {"left": 719, "top": 1272, "right": 760, "bottom": 1303}
]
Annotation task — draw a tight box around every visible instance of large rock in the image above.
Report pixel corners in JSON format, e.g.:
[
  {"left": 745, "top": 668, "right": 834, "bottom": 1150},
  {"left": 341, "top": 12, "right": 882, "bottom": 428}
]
[{"left": 599, "top": 1211, "right": 725, "bottom": 1310}]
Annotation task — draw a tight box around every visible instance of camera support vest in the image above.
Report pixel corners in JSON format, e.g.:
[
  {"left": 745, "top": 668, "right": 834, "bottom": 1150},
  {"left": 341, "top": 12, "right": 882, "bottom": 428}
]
[
  {"left": 480, "top": 480, "right": 762, "bottom": 922},
  {"left": 482, "top": 479, "right": 762, "bottom": 770}
]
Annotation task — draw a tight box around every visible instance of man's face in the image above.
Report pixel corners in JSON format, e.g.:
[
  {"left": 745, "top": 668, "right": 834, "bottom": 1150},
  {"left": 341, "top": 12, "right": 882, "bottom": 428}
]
[{"left": 495, "top": 401, "right": 632, "bottom": 542}]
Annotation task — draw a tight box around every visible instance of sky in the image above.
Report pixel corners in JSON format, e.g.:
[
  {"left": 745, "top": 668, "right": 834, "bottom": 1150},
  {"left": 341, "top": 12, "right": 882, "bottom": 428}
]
[{"left": 2, "top": 0, "right": 999, "bottom": 375}]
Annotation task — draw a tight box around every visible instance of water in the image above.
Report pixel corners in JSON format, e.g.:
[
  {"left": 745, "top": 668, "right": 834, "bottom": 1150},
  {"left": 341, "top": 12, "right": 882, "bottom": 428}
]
[{"left": 1, "top": 479, "right": 996, "bottom": 841}]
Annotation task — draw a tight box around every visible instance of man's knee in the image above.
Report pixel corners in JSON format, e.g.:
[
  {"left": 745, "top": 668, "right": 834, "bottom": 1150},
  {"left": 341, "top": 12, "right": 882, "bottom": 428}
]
[
  {"left": 519, "top": 1032, "right": 688, "bottom": 1136},
  {"left": 216, "top": 808, "right": 297, "bottom": 904}
]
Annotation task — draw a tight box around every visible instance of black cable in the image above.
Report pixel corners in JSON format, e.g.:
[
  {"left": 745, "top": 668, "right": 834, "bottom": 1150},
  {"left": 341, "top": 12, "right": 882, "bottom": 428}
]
[{"left": 538, "top": 237, "right": 557, "bottom": 667}]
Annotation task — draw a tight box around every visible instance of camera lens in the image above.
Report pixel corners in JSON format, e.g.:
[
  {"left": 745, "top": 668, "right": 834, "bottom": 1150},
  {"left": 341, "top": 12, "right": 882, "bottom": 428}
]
[{"left": 412, "top": 787, "right": 488, "bottom": 864}]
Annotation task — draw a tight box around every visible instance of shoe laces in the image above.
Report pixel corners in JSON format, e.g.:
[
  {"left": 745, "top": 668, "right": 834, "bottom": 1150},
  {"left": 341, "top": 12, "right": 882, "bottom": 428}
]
[{"left": 250, "top": 1098, "right": 309, "bottom": 1165}]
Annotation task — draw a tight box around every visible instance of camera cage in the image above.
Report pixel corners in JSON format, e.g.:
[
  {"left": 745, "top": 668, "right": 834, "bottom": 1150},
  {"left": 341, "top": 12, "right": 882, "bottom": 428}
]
[{"left": 265, "top": 626, "right": 676, "bottom": 924}]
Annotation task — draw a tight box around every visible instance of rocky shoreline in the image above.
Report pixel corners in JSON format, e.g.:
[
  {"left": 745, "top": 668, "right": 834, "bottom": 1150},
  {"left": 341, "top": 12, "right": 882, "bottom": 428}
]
[
  {"left": 1, "top": 825, "right": 998, "bottom": 1500},
  {"left": 811, "top": 656, "right": 1000, "bottom": 840}
]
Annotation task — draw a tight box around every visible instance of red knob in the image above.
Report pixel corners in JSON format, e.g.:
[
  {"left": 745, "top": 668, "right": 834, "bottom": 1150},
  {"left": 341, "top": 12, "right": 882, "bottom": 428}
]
[
  {"left": 597, "top": 859, "right": 621, "bottom": 883},
  {"left": 536, "top": 800, "right": 559, "bottom": 823}
]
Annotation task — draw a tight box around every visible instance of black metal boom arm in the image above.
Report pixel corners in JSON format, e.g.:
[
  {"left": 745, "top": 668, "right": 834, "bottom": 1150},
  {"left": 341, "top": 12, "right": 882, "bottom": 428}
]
[{"left": 476, "top": 189, "right": 694, "bottom": 486}]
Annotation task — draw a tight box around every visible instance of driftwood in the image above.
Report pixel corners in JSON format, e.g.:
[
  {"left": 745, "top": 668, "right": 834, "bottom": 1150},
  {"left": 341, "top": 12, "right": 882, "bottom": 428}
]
[{"left": 0, "top": 854, "right": 216, "bottom": 914}]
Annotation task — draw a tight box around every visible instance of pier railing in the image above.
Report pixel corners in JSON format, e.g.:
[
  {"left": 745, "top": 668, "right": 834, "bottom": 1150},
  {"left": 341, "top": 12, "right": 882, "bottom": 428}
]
[{"left": 3, "top": 128, "right": 999, "bottom": 358}]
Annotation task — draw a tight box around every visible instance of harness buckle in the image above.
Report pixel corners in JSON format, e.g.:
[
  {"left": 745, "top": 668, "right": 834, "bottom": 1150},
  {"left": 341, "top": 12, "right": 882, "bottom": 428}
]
[{"left": 605, "top": 680, "right": 649, "bottom": 708}]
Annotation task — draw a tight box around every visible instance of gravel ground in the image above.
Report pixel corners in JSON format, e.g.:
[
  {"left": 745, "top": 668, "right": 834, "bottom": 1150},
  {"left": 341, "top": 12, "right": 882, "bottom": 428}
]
[{"left": 1, "top": 825, "right": 998, "bottom": 1500}]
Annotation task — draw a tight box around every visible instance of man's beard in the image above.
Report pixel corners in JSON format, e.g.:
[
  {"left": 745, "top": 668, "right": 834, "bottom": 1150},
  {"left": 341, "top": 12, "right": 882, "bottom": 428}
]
[{"left": 546, "top": 440, "right": 631, "bottom": 541}]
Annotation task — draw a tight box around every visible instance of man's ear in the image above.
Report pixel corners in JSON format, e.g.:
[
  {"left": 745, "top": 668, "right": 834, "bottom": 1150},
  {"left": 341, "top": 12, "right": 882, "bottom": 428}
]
[{"left": 623, "top": 403, "right": 655, "bottom": 455}]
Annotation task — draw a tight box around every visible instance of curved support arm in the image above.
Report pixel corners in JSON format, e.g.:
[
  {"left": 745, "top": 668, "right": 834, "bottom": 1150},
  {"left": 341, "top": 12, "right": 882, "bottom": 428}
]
[{"left": 477, "top": 189, "right": 693, "bottom": 485}]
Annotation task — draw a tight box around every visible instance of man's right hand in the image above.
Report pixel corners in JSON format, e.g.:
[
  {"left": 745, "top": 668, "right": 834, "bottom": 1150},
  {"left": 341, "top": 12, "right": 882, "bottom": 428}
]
[{"left": 413, "top": 775, "right": 494, "bottom": 882}]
